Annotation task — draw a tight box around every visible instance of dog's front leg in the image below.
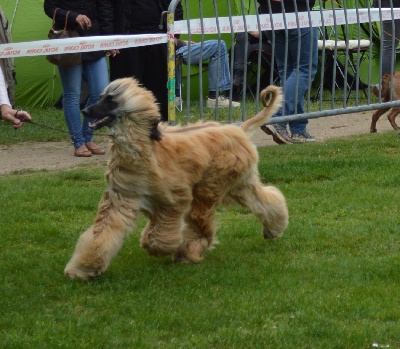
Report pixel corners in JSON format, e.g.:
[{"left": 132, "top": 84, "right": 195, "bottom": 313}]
[
  {"left": 64, "top": 190, "right": 139, "bottom": 280},
  {"left": 140, "top": 209, "right": 187, "bottom": 258},
  {"left": 370, "top": 108, "right": 389, "bottom": 133}
]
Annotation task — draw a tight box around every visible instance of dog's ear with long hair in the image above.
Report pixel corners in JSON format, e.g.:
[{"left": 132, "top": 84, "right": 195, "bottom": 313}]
[{"left": 150, "top": 121, "right": 163, "bottom": 141}]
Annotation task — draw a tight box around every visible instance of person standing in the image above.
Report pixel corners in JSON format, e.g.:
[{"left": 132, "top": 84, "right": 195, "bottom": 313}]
[
  {"left": 374, "top": 0, "right": 400, "bottom": 76},
  {"left": 262, "top": 0, "right": 321, "bottom": 144},
  {"left": 98, "top": 0, "right": 184, "bottom": 122},
  {"left": 44, "top": 0, "right": 109, "bottom": 157}
]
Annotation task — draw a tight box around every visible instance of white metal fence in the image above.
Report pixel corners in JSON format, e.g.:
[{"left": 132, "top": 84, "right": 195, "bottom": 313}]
[{"left": 168, "top": 0, "right": 400, "bottom": 128}]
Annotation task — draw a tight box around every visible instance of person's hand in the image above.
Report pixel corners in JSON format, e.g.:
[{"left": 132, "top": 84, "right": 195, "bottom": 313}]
[
  {"left": 249, "top": 31, "right": 260, "bottom": 38},
  {"left": 1, "top": 104, "right": 32, "bottom": 129},
  {"left": 106, "top": 49, "right": 120, "bottom": 57},
  {"left": 174, "top": 38, "right": 195, "bottom": 46},
  {"left": 76, "top": 14, "right": 91, "bottom": 29}
]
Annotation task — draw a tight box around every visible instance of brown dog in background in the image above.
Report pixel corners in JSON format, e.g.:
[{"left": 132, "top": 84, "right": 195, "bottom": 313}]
[{"left": 371, "top": 72, "right": 400, "bottom": 133}]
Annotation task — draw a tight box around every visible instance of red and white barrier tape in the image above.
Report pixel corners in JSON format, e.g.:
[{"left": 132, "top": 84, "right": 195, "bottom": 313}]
[
  {"left": 0, "top": 8, "right": 399, "bottom": 58},
  {"left": 0, "top": 34, "right": 167, "bottom": 58},
  {"left": 174, "top": 8, "right": 400, "bottom": 34}
]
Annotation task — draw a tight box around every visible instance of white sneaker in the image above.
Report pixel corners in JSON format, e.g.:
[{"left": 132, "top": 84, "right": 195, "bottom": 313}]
[
  {"left": 206, "top": 96, "right": 240, "bottom": 108},
  {"left": 175, "top": 96, "right": 183, "bottom": 111}
]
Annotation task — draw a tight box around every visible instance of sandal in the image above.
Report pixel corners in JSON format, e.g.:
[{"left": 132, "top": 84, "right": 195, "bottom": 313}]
[
  {"left": 74, "top": 145, "right": 92, "bottom": 157},
  {"left": 85, "top": 142, "right": 106, "bottom": 155}
]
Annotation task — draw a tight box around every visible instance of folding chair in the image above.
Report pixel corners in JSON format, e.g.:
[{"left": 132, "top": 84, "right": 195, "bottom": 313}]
[
  {"left": 313, "top": 27, "right": 370, "bottom": 102},
  {"left": 241, "top": 41, "right": 280, "bottom": 100}
]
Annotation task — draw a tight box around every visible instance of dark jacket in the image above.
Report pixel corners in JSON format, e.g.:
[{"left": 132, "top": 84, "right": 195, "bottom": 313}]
[
  {"left": 43, "top": 0, "right": 105, "bottom": 61},
  {"left": 373, "top": 0, "right": 400, "bottom": 7},
  {"left": 259, "top": 1, "right": 316, "bottom": 14},
  {"left": 97, "top": 0, "right": 183, "bottom": 35}
]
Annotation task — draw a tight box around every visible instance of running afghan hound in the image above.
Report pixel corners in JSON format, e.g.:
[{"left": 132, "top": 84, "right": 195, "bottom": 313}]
[{"left": 64, "top": 78, "right": 288, "bottom": 280}]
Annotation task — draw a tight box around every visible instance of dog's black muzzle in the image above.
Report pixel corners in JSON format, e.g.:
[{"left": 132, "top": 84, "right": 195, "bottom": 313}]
[{"left": 83, "top": 101, "right": 118, "bottom": 130}]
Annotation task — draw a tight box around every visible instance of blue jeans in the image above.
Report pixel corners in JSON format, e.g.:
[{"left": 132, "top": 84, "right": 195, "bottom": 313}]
[
  {"left": 176, "top": 40, "right": 230, "bottom": 92},
  {"left": 58, "top": 57, "right": 109, "bottom": 148},
  {"left": 267, "top": 27, "right": 318, "bottom": 134}
]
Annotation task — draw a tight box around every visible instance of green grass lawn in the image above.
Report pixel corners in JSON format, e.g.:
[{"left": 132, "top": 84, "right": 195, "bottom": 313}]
[{"left": 1, "top": 110, "right": 400, "bottom": 348}]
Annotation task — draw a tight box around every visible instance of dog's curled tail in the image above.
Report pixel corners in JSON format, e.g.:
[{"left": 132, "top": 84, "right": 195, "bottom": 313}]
[{"left": 241, "top": 85, "right": 283, "bottom": 137}]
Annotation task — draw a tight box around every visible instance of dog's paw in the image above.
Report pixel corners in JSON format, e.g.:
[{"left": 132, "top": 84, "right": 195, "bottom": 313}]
[
  {"left": 64, "top": 264, "right": 102, "bottom": 281},
  {"left": 172, "top": 252, "right": 193, "bottom": 264},
  {"left": 141, "top": 244, "right": 174, "bottom": 258},
  {"left": 262, "top": 227, "right": 284, "bottom": 240},
  {"left": 173, "top": 238, "right": 209, "bottom": 263}
]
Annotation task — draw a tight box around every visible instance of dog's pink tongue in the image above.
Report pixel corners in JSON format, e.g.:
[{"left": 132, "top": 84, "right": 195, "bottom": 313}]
[{"left": 89, "top": 116, "right": 111, "bottom": 129}]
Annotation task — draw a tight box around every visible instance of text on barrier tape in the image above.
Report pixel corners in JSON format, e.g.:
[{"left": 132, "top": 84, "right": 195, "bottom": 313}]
[
  {"left": 174, "top": 8, "right": 400, "bottom": 34},
  {"left": 0, "top": 8, "right": 399, "bottom": 58},
  {"left": 0, "top": 34, "right": 167, "bottom": 59}
]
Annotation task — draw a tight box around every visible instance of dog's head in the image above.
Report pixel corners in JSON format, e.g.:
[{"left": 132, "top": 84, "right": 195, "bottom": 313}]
[{"left": 83, "top": 78, "right": 162, "bottom": 141}]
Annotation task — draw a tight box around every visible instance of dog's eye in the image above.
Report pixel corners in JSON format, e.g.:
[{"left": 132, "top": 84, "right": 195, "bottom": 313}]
[{"left": 105, "top": 94, "right": 114, "bottom": 102}]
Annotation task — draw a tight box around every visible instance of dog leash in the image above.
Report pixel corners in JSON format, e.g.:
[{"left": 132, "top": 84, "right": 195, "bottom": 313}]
[{"left": 18, "top": 118, "right": 109, "bottom": 137}]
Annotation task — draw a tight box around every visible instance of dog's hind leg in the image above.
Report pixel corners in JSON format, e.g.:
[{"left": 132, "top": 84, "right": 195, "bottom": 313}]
[
  {"left": 386, "top": 107, "right": 400, "bottom": 130},
  {"left": 229, "top": 181, "right": 288, "bottom": 239},
  {"left": 64, "top": 190, "right": 139, "bottom": 280},
  {"left": 371, "top": 108, "right": 389, "bottom": 133}
]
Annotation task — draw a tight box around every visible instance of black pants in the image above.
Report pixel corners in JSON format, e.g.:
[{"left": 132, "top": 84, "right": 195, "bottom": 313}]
[
  {"left": 110, "top": 44, "right": 168, "bottom": 121},
  {"left": 233, "top": 32, "right": 269, "bottom": 71}
]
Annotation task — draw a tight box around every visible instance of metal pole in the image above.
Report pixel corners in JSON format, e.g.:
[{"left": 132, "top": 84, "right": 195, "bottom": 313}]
[
  {"left": 167, "top": 0, "right": 181, "bottom": 125},
  {"left": 167, "top": 11, "right": 176, "bottom": 124}
]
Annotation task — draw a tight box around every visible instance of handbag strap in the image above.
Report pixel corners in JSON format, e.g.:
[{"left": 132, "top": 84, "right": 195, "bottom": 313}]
[
  {"left": 51, "top": 8, "right": 70, "bottom": 31},
  {"left": 64, "top": 11, "right": 70, "bottom": 31}
]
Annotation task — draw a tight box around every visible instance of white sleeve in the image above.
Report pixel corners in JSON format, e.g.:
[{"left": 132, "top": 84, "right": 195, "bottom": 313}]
[{"left": 0, "top": 62, "right": 11, "bottom": 107}]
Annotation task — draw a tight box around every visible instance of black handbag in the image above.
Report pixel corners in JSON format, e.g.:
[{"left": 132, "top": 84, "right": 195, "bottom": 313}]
[{"left": 46, "top": 9, "right": 81, "bottom": 67}]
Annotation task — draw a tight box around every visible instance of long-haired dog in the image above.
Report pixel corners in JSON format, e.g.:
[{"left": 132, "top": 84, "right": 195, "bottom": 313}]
[
  {"left": 371, "top": 72, "right": 400, "bottom": 133},
  {"left": 64, "top": 78, "right": 288, "bottom": 280}
]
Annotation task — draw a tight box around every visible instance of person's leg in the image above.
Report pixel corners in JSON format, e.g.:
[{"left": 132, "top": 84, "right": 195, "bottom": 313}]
[
  {"left": 58, "top": 64, "right": 88, "bottom": 153},
  {"left": 180, "top": 40, "right": 230, "bottom": 92},
  {"left": 178, "top": 41, "right": 239, "bottom": 108},
  {"left": 262, "top": 30, "right": 292, "bottom": 144},
  {"left": 277, "top": 28, "right": 318, "bottom": 135},
  {"left": 286, "top": 27, "right": 318, "bottom": 136},
  {"left": 265, "top": 30, "right": 289, "bottom": 129},
  {"left": 204, "top": 40, "right": 231, "bottom": 93},
  {"left": 381, "top": 18, "right": 400, "bottom": 75},
  {"left": 82, "top": 57, "right": 110, "bottom": 144},
  {"left": 83, "top": 57, "right": 109, "bottom": 107},
  {"left": 232, "top": 32, "right": 249, "bottom": 86},
  {"left": 233, "top": 32, "right": 248, "bottom": 71}
]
